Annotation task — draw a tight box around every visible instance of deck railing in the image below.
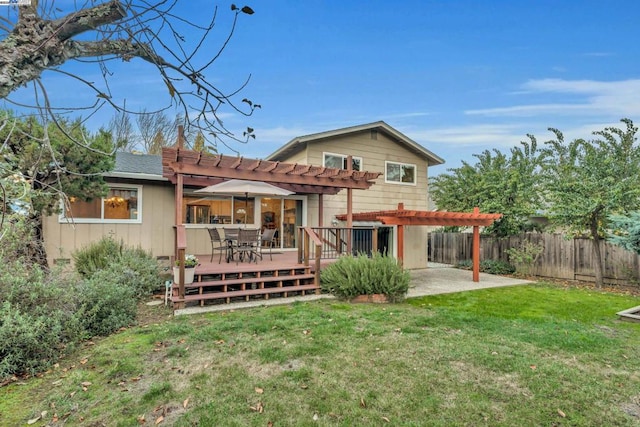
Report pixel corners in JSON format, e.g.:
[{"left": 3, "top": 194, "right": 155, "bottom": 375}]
[{"left": 298, "top": 227, "right": 378, "bottom": 262}]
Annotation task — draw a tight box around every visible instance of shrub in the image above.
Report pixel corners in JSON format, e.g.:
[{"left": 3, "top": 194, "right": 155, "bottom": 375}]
[
  {"left": 72, "top": 239, "right": 161, "bottom": 336},
  {"left": 321, "top": 252, "right": 410, "bottom": 302},
  {"left": 73, "top": 236, "right": 125, "bottom": 277},
  {"left": 0, "top": 262, "right": 84, "bottom": 377},
  {"left": 109, "top": 248, "right": 163, "bottom": 297},
  {"left": 506, "top": 240, "right": 544, "bottom": 277},
  {"left": 455, "top": 259, "right": 516, "bottom": 275},
  {"left": 78, "top": 270, "right": 138, "bottom": 337},
  {"left": 73, "top": 237, "right": 161, "bottom": 297},
  {"left": 480, "top": 259, "right": 516, "bottom": 275}
]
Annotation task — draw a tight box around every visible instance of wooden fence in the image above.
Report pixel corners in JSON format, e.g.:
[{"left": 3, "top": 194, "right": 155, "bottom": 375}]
[{"left": 428, "top": 232, "right": 640, "bottom": 285}]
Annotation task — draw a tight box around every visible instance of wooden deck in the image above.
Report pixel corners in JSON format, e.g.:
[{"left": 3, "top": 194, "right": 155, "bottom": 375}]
[{"left": 170, "top": 250, "right": 334, "bottom": 308}]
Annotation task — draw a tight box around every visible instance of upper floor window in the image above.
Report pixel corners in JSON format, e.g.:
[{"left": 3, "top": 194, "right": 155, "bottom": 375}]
[
  {"left": 323, "top": 152, "right": 362, "bottom": 171},
  {"left": 385, "top": 161, "right": 416, "bottom": 185},
  {"left": 61, "top": 185, "right": 141, "bottom": 223}
]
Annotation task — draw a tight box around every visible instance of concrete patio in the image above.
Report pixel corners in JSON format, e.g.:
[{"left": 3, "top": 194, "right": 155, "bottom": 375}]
[{"left": 407, "top": 262, "right": 533, "bottom": 298}]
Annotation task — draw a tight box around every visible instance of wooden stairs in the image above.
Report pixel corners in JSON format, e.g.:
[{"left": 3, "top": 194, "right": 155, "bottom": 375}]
[{"left": 171, "top": 263, "right": 319, "bottom": 307}]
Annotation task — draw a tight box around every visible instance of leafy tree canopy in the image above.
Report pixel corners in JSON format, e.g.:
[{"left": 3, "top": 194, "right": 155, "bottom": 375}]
[
  {"left": 0, "top": 110, "right": 115, "bottom": 266},
  {"left": 431, "top": 138, "right": 544, "bottom": 236}
]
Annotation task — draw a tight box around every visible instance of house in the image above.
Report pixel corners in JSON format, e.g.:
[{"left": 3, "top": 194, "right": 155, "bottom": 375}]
[
  {"left": 266, "top": 121, "right": 445, "bottom": 268},
  {"left": 43, "top": 151, "right": 175, "bottom": 266},
  {"left": 43, "top": 121, "right": 445, "bottom": 270}
]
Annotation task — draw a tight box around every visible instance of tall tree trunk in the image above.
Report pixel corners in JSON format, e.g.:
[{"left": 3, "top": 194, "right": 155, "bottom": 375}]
[
  {"left": 28, "top": 212, "right": 49, "bottom": 270},
  {"left": 590, "top": 218, "right": 604, "bottom": 288}
]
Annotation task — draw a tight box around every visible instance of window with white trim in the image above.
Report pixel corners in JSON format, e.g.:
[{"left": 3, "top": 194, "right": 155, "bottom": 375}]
[
  {"left": 61, "top": 185, "right": 142, "bottom": 223},
  {"left": 385, "top": 161, "right": 416, "bottom": 185},
  {"left": 323, "top": 152, "right": 362, "bottom": 171}
]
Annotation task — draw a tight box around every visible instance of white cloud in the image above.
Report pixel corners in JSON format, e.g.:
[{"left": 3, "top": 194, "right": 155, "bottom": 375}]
[
  {"left": 408, "top": 124, "right": 528, "bottom": 148},
  {"left": 466, "top": 78, "right": 640, "bottom": 118}
]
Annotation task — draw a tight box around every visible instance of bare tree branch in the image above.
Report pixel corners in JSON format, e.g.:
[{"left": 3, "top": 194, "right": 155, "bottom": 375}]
[{"left": 0, "top": 1, "right": 258, "bottom": 148}]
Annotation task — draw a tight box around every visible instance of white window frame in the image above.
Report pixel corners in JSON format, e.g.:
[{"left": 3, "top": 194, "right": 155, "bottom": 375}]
[
  {"left": 385, "top": 161, "right": 417, "bottom": 185},
  {"left": 323, "top": 152, "right": 362, "bottom": 171},
  {"left": 59, "top": 184, "right": 143, "bottom": 224}
]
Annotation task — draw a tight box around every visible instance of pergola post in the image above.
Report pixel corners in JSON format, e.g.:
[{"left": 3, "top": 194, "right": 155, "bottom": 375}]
[
  {"left": 397, "top": 203, "right": 404, "bottom": 267},
  {"left": 472, "top": 207, "right": 480, "bottom": 282},
  {"left": 397, "top": 224, "right": 404, "bottom": 268},
  {"left": 318, "top": 194, "right": 323, "bottom": 227},
  {"left": 174, "top": 126, "right": 186, "bottom": 307}
]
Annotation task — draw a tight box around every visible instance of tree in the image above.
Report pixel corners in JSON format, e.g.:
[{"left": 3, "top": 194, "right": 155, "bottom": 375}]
[
  {"left": 608, "top": 212, "right": 640, "bottom": 254},
  {"left": 0, "top": 1, "right": 259, "bottom": 257},
  {"left": 0, "top": 112, "right": 114, "bottom": 267},
  {"left": 148, "top": 129, "right": 166, "bottom": 155},
  {"left": 540, "top": 119, "right": 640, "bottom": 287},
  {"left": 108, "top": 111, "right": 135, "bottom": 152},
  {"left": 192, "top": 131, "right": 209, "bottom": 152},
  {"left": 136, "top": 110, "right": 176, "bottom": 154},
  {"left": 0, "top": 2, "right": 259, "bottom": 145},
  {"left": 431, "top": 138, "right": 544, "bottom": 236}
]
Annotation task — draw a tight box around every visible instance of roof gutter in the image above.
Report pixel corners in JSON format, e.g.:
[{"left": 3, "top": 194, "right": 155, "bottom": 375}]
[{"left": 104, "top": 172, "right": 168, "bottom": 181}]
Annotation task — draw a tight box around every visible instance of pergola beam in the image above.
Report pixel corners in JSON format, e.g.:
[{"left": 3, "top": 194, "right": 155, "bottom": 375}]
[{"left": 162, "top": 147, "right": 381, "bottom": 192}]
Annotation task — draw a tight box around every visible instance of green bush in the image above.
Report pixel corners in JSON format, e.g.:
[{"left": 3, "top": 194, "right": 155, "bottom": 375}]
[
  {"left": 78, "top": 270, "right": 138, "bottom": 337},
  {"left": 108, "top": 248, "right": 163, "bottom": 298},
  {"left": 0, "top": 262, "right": 84, "bottom": 377},
  {"left": 321, "top": 252, "right": 410, "bottom": 302},
  {"left": 0, "top": 235, "right": 162, "bottom": 379},
  {"left": 73, "top": 237, "right": 161, "bottom": 297},
  {"left": 506, "top": 240, "right": 544, "bottom": 277},
  {"left": 455, "top": 259, "right": 516, "bottom": 275},
  {"left": 73, "top": 236, "right": 125, "bottom": 277},
  {"left": 72, "top": 238, "right": 161, "bottom": 336},
  {"left": 481, "top": 259, "right": 516, "bottom": 275}
]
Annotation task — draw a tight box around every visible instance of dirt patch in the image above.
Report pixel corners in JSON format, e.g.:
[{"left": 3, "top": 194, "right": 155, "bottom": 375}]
[
  {"left": 449, "top": 361, "right": 532, "bottom": 398},
  {"left": 621, "top": 395, "right": 640, "bottom": 419},
  {"left": 137, "top": 296, "right": 175, "bottom": 326}
]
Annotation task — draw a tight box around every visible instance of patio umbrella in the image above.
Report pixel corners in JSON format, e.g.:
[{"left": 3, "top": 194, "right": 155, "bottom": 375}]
[{"left": 194, "top": 179, "right": 294, "bottom": 224}]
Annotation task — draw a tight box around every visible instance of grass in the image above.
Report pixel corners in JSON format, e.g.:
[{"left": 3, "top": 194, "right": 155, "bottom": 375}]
[{"left": 1, "top": 282, "right": 639, "bottom": 426}]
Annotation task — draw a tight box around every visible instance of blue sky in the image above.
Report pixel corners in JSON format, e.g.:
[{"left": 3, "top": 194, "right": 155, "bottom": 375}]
[{"left": 6, "top": 1, "right": 640, "bottom": 174}]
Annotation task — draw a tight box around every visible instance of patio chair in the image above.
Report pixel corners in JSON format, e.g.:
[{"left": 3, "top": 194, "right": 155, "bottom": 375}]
[
  {"left": 235, "top": 228, "right": 261, "bottom": 264},
  {"left": 223, "top": 227, "right": 239, "bottom": 241},
  {"left": 259, "top": 228, "right": 277, "bottom": 261},
  {"left": 207, "top": 228, "right": 227, "bottom": 263}
]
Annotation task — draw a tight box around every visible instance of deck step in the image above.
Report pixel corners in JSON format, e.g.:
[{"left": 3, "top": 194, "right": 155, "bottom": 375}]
[
  {"left": 172, "top": 284, "right": 319, "bottom": 304},
  {"left": 172, "top": 261, "right": 319, "bottom": 307},
  {"left": 180, "top": 273, "right": 315, "bottom": 290},
  {"left": 195, "top": 264, "right": 311, "bottom": 275}
]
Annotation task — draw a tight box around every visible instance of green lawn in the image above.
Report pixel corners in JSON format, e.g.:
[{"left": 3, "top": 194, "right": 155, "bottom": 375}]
[{"left": 2, "top": 282, "right": 639, "bottom": 426}]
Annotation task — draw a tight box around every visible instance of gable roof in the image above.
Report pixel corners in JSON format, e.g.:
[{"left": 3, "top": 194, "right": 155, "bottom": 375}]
[
  {"left": 105, "top": 152, "right": 166, "bottom": 181},
  {"left": 265, "top": 121, "right": 445, "bottom": 166}
]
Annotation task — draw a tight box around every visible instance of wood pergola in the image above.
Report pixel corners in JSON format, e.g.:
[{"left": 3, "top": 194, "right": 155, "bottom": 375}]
[
  {"left": 337, "top": 203, "right": 502, "bottom": 282},
  {"left": 162, "top": 147, "right": 381, "bottom": 226}
]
